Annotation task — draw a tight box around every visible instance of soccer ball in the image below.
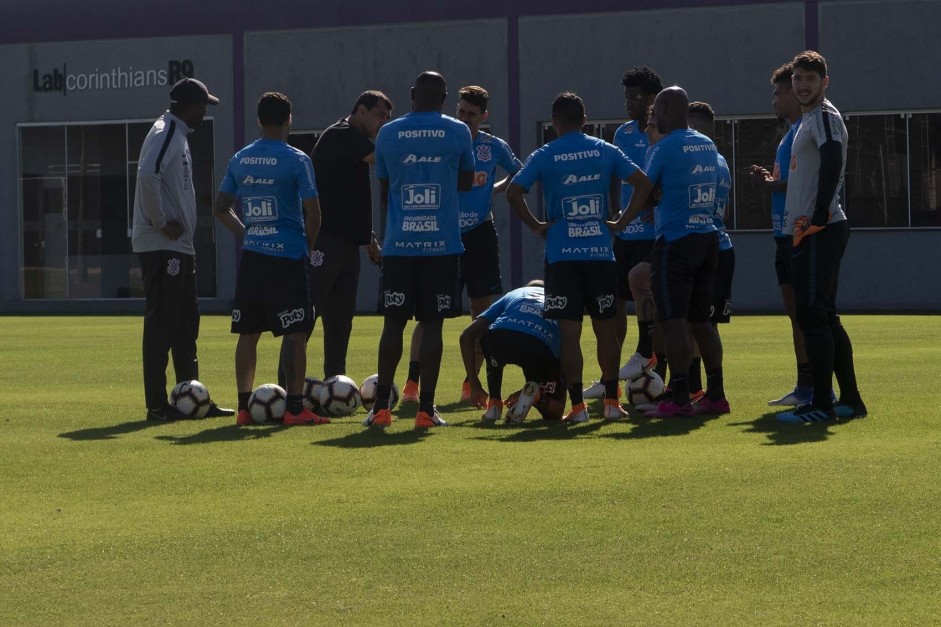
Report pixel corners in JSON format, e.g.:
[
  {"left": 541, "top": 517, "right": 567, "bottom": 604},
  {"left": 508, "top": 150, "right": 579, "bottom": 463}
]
[
  {"left": 627, "top": 371, "right": 665, "bottom": 406},
  {"left": 170, "top": 380, "right": 211, "bottom": 418},
  {"left": 248, "top": 384, "right": 287, "bottom": 424},
  {"left": 318, "top": 375, "right": 362, "bottom": 416},
  {"left": 359, "top": 374, "right": 400, "bottom": 411},
  {"left": 303, "top": 376, "right": 324, "bottom": 412}
]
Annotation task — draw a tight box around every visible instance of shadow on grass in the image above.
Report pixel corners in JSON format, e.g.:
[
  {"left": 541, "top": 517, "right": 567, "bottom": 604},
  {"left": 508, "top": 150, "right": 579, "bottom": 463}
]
[
  {"left": 729, "top": 411, "right": 866, "bottom": 446},
  {"left": 470, "top": 419, "right": 609, "bottom": 442},
  {"left": 315, "top": 427, "right": 432, "bottom": 448},
  {"left": 59, "top": 419, "right": 173, "bottom": 441},
  {"left": 603, "top": 411, "right": 720, "bottom": 441},
  {"left": 154, "top": 423, "right": 289, "bottom": 445}
]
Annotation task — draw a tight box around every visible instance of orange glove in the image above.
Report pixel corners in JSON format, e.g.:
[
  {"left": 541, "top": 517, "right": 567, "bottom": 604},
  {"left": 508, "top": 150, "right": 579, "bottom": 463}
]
[{"left": 793, "top": 216, "right": 825, "bottom": 247}]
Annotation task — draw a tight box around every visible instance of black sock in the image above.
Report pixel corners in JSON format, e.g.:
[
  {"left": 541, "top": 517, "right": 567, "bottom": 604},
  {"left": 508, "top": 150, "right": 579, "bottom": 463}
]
[
  {"left": 418, "top": 391, "right": 435, "bottom": 416},
  {"left": 287, "top": 394, "right": 304, "bottom": 415},
  {"left": 688, "top": 357, "right": 703, "bottom": 392},
  {"left": 797, "top": 362, "right": 813, "bottom": 387},
  {"left": 374, "top": 384, "right": 392, "bottom": 411},
  {"left": 407, "top": 361, "right": 420, "bottom": 383},
  {"left": 238, "top": 392, "right": 251, "bottom": 411},
  {"left": 654, "top": 352, "right": 668, "bottom": 380},
  {"left": 706, "top": 368, "right": 725, "bottom": 401},
  {"left": 602, "top": 378, "right": 619, "bottom": 400},
  {"left": 671, "top": 374, "right": 689, "bottom": 405},
  {"left": 636, "top": 320, "right": 654, "bottom": 358},
  {"left": 568, "top": 383, "right": 584, "bottom": 407}
]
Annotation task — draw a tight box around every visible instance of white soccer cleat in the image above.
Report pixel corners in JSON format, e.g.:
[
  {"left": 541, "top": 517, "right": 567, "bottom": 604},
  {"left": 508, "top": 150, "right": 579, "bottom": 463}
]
[
  {"left": 619, "top": 352, "right": 657, "bottom": 381},
  {"left": 603, "top": 399, "right": 629, "bottom": 420},
  {"left": 481, "top": 399, "right": 503, "bottom": 422},
  {"left": 562, "top": 403, "right": 590, "bottom": 424},
  {"left": 582, "top": 381, "right": 606, "bottom": 399},
  {"left": 505, "top": 381, "right": 539, "bottom": 424}
]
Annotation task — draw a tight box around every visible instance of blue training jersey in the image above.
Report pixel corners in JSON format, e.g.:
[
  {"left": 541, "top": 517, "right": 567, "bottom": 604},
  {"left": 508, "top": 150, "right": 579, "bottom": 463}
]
[
  {"left": 375, "top": 111, "right": 475, "bottom": 257},
  {"left": 512, "top": 132, "right": 639, "bottom": 264},
  {"left": 480, "top": 285, "right": 560, "bottom": 359},
  {"left": 643, "top": 129, "right": 719, "bottom": 242},
  {"left": 714, "top": 153, "right": 733, "bottom": 251},
  {"left": 460, "top": 131, "right": 522, "bottom": 232},
  {"left": 612, "top": 119, "right": 655, "bottom": 241},
  {"left": 220, "top": 139, "right": 317, "bottom": 260},
  {"left": 772, "top": 117, "right": 801, "bottom": 237}
]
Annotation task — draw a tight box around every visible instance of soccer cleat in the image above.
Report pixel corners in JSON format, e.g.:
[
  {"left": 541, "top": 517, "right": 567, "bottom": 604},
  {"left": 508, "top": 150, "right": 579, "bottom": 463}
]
[
  {"left": 506, "top": 381, "right": 539, "bottom": 424},
  {"left": 619, "top": 352, "right": 657, "bottom": 381},
  {"left": 635, "top": 389, "right": 671, "bottom": 413},
  {"left": 362, "top": 408, "right": 393, "bottom": 427},
  {"left": 768, "top": 385, "right": 813, "bottom": 406},
  {"left": 583, "top": 381, "right": 606, "bottom": 399},
  {"left": 415, "top": 410, "right": 447, "bottom": 428},
  {"left": 562, "top": 403, "right": 589, "bottom": 424},
  {"left": 235, "top": 409, "right": 254, "bottom": 426},
  {"left": 776, "top": 404, "right": 836, "bottom": 423},
  {"left": 644, "top": 400, "right": 696, "bottom": 418},
  {"left": 146, "top": 405, "right": 185, "bottom": 422},
  {"left": 283, "top": 408, "right": 330, "bottom": 426},
  {"left": 481, "top": 399, "right": 503, "bottom": 422},
  {"left": 205, "top": 402, "right": 235, "bottom": 418},
  {"left": 693, "top": 396, "right": 731, "bottom": 415},
  {"left": 401, "top": 380, "right": 419, "bottom": 403},
  {"left": 461, "top": 380, "right": 472, "bottom": 402},
  {"left": 603, "top": 398, "right": 628, "bottom": 420},
  {"left": 834, "top": 400, "right": 868, "bottom": 419}
]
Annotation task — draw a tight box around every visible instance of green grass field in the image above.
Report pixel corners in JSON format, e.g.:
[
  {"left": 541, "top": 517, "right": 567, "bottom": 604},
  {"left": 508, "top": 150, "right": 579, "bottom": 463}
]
[{"left": 1, "top": 314, "right": 939, "bottom": 625}]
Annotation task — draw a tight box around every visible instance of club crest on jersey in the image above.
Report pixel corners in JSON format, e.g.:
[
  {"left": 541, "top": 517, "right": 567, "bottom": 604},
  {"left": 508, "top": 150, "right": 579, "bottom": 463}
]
[
  {"left": 402, "top": 154, "right": 442, "bottom": 164},
  {"left": 278, "top": 308, "right": 306, "bottom": 329},
  {"left": 562, "top": 173, "right": 602, "bottom": 186},
  {"left": 231, "top": 309, "right": 241, "bottom": 323},
  {"left": 384, "top": 291, "right": 406, "bottom": 307},
  {"left": 309, "top": 250, "right": 324, "bottom": 267},
  {"left": 166, "top": 258, "right": 181, "bottom": 276},
  {"left": 476, "top": 145, "right": 492, "bottom": 162},
  {"left": 436, "top": 294, "right": 452, "bottom": 312},
  {"left": 544, "top": 295, "right": 568, "bottom": 310},
  {"left": 596, "top": 294, "right": 614, "bottom": 313}
]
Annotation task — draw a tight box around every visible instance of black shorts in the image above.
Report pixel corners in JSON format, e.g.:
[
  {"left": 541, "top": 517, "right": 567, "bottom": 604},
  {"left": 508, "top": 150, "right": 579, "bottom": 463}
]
[
  {"left": 651, "top": 232, "right": 719, "bottom": 323},
  {"left": 481, "top": 329, "right": 566, "bottom": 403},
  {"left": 232, "top": 250, "right": 313, "bottom": 336},
  {"left": 790, "top": 220, "right": 850, "bottom": 331},
  {"left": 614, "top": 237, "right": 655, "bottom": 301},
  {"left": 774, "top": 236, "right": 791, "bottom": 286},
  {"left": 378, "top": 254, "right": 462, "bottom": 321},
  {"left": 711, "top": 248, "right": 735, "bottom": 324},
  {"left": 460, "top": 221, "right": 503, "bottom": 299},
  {"left": 544, "top": 260, "right": 617, "bottom": 321}
]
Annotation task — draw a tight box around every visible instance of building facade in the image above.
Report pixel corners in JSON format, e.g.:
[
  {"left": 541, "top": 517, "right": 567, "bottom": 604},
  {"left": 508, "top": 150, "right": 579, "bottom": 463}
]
[{"left": 3, "top": 0, "right": 939, "bottom": 313}]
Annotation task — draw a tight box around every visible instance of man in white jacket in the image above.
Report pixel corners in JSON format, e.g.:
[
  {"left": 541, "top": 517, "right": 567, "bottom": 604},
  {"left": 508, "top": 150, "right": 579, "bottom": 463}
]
[{"left": 132, "top": 78, "right": 232, "bottom": 421}]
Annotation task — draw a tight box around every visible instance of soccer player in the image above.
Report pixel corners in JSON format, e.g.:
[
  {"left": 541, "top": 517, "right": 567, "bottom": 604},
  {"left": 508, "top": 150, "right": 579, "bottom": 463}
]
[
  {"left": 507, "top": 92, "right": 654, "bottom": 423},
  {"left": 213, "top": 92, "right": 329, "bottom": 427},
  {"left": 305, "top": 91, "right": 392, "bottom": 379},
  {"left": 362, "top": 71, "right": 475, "bottom": 429},
  {"left": 131, "top": 77, "right": 233, "bottom": 422},
  {"left": 748, "top": 63, "right": 815, "bottom": 406},
  {"left": 403, "top": 85, "right": 523, "bottom": 403},
  {"left": 775, "top": 51, "right": 866, "bottom": 423},
  {"left": 610, "top": 86, "right": 729, "bottom": 417},
  {"left": 459, "top": 280, "right": 566, "bottom": 423},
  {"left": 585, "top": 66, "right": 663, "bottom": 400}
]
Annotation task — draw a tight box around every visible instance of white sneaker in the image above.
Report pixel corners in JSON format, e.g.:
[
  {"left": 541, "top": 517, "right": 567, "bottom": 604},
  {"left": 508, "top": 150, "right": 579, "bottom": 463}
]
[
  {"left": 619, "top": 352, "right": 657, "bottom": 381},
  {"left": 603, "top": 399, "right": 628, "bottom": 420},
  {"left": 583, "top": 381, "right": 606, "bottom": 399},
  {"left": 506, "top": 382, "right": 539, "bottom": 424},
  {"left": 481, "top": 400, "right": 503, "bottom": 422},
  {"left": 562, "top": 403, "right": 590, "bottom": 424}
]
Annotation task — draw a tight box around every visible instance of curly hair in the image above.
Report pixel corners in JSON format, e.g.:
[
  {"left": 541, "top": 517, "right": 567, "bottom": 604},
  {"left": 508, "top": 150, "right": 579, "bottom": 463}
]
[{"left": 620, "top": 66, "right": 664, "bottom": 95}]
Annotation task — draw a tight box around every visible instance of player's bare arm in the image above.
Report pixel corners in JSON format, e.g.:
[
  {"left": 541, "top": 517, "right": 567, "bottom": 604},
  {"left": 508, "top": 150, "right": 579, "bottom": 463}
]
[
  {"left": 459, "top": 318, "right": 490, "bottom": 406},
  {"left": 213, "top": 191, "right": 245, "bottom": 239},
  {"left": 303, "top": 196, "right": 321, "bottom": 252},
  {"left": 458, "top": 169, "right": 474, "bottom": 192},
  {"left": 506, "top": 182, "right": 550, "bottom": 238},
  {"left": 609, "top": 169, "right": 654, "bottom": 232}
]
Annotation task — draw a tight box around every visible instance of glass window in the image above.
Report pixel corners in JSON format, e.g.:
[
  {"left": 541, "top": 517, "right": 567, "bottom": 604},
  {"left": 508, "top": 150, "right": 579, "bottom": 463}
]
[
  {"left": 843, "top": 114, "right": 909, "bottom": 228},
  {"left": 909, "top": 112, "right": 941, "bottom": 227}
]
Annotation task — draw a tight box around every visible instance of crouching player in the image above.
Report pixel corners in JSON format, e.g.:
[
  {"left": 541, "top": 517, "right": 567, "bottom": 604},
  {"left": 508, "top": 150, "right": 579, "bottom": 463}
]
[{"left": 459, "top": 280, "right": 566, "bottom": 423}]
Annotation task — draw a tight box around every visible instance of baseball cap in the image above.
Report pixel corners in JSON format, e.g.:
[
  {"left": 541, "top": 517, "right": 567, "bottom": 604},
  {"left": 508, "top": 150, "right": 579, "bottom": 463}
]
[{"left": 169, "top": 78, "right": 220, "bottom": 105}]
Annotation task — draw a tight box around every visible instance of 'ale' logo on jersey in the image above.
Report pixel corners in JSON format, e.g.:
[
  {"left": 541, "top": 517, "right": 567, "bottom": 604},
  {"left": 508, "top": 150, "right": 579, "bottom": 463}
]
[{"left": 562, "top": 194, "right": 603, "bottom": 220}]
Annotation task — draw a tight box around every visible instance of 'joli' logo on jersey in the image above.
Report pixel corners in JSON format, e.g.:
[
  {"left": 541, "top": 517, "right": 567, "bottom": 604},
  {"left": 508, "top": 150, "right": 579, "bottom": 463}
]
[
  {"left": 688, "top": 184, "right": 715, "bottom": 209},
  {"left": 244, "top": 197, "right": 278, "bottom": 221},
  {"left": 402, "top": 184, "right": 440, "bottom": 210},
  {"left": 562, "top": 195, "right": 603, "bottom": 220}
]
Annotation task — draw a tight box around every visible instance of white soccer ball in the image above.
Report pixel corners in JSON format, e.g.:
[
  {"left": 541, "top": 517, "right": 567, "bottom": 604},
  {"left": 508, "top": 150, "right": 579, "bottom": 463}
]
[
  {"left": 248, "top": 383, "right": 287, "bottom": 424},
  {"left": 359, "top": 374, "right": 400, "bottom": 411},
  {"left": 303, "top": 376, "right": 324, "bottom": 412},
  {"left": 318, "top": 375, "right": 362, "bottom": 416},
  {"left": 627, "top": 371, "right": 665, "bottom": 406},
  {"left": 169, "top": 380, "right": 211, "bottom": 419}
]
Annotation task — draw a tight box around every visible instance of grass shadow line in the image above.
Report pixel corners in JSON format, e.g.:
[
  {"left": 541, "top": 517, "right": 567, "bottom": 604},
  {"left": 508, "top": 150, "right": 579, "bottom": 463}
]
[
  {"left": 59, "top": 419, "right": 174, "bottom": 441},
  {"left": 729, "top": 411, "right": 850, "bottom": 446},
  {"left": 314, "top": 426, "right": 432, "bottom": 448},
  {"left": 154, "top": 422, "right": 289, "bottom": 444},
  {"left": 472, "top": 419, "right": 608, "bottom": 443}
]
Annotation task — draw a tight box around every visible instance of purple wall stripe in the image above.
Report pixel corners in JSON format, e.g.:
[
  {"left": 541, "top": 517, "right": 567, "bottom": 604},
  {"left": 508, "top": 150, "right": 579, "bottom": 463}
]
[
  {"left": 805, "top": 1, "right": 820, "bottom": 51},
  {"left": 506, "top": 14, "right": 523, "bottom": 288}
]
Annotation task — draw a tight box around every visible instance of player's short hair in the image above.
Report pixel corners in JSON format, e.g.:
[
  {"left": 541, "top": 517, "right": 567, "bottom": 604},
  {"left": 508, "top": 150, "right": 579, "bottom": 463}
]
[
  {"left": 771, "top": 62, "right": 794, "bottom": 85},
  {"left": 351, "top": 90, "right": 393, "bottom": 116},
  {"left": 257, "top": 92, "right": 291, "bottom": 127},
  {"left": 551, "top": 92, "right": 585, "bottom": 126},
  {"left": 688, "top": 101, "right": 715, "bottom": 122},
  {"left": 620, "top": 66, "right": 664, "bottom": 95},
  {"left": 792, "top": 50, "right": 828, "bottom": 79},
  {"left": 526, "top": 279, "right": 544, "bottom": 287},
  {"left": 458, "top": 86, "right": 490, "bottom": 112}
]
